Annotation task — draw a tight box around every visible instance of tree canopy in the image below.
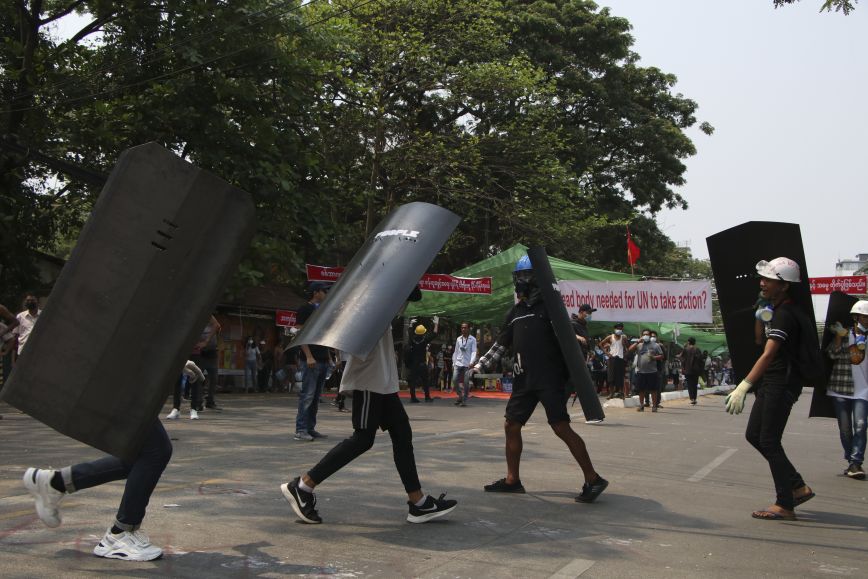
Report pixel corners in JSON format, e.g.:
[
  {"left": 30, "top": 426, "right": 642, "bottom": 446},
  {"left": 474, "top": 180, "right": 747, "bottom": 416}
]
[
  {"left": 1, "top": 0, "right": 711, "bottom": 304},
  {"left": 773, "top": 0, "right": 858, "bottom": 14}
]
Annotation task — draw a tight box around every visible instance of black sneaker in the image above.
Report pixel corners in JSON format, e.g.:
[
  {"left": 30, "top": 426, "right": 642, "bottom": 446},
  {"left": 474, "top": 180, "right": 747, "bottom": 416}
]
[
  {"left": 575, "top": 476, "right": 609, "bottom": 503},
  {"left": 407, "top": 493, "right": 457, "bottom": 523},
  {"left": 281, "top": 477, "right": 322, "bottom": 524},
  {"left": 483, "top": 478, "right": 526, "bottom": 493},
  {"left": 846, "top": 463, "right": 866, "bottom": 480}
]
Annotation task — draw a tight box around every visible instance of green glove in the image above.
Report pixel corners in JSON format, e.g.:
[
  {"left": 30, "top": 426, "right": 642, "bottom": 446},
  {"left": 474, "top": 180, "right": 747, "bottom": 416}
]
[
  {"left": 725, "top": 379, "right": 752, "bottom": 415},
  {"left": 830, "top": 322, "right": 848, "bottom": 337}
]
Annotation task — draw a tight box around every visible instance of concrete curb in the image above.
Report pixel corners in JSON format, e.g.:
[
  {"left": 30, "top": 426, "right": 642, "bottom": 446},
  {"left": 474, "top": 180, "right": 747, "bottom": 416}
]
[{"left": 603, "top": 384, "right": 732, "bottom": 408}]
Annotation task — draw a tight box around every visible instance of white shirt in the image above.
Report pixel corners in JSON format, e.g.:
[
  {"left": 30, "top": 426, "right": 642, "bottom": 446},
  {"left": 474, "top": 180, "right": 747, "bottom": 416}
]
[
  {"left": 452, "top": 334, "right": 477, "bottom": 368},
  {"left": 15, "top": 309, "right": 41, "bottom": 355},
  {"left": 340, "top": 329, "right": 399, "bottom": 394},
  {"left": 608, "top": 334, "right": 626, "bottom": 358}
]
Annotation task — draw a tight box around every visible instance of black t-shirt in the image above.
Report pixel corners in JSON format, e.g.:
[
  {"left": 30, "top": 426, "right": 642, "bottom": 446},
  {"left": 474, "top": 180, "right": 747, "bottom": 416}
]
[
  {"left": 297, "top": 302, "right": 330, "bottom": 362},
  {"left": 408, "top": 333, "right": 434, "bottom": 368},
  {"left": 496, "top": 300, "right": 569, "bottom": 392},
  {"left": 763, "top": 301, "right": 801, "bottom": 390},
  {"left": 571, "top": 318, "right": 590, "bottom": 358}
]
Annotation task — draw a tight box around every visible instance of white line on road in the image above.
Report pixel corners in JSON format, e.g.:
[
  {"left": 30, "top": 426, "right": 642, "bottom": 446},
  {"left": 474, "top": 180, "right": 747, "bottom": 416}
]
[
  {"left": 414, "top": 428, "right": 484, "bottom": 442},
  {"left": 549, "top": 558, "right": 595, "bottom": 578},
  {"left": 688, "top": 447, "right": 738, "bottom": 482}
]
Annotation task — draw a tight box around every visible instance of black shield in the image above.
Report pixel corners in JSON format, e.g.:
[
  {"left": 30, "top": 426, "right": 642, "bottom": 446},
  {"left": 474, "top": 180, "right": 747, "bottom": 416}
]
[
  {"left": 293, "top": 202, "right": 460, "bottom": 358},
  {"left": 0, "top": 143, "right": 255, "bottom": 460},
  {"left": 527, "top": 246, "right": 605, "bottom": 422},
  {"left": 706, "top": 221, "right": 814, "bottom": 388},
  {"left": 809, "top": 291, "right": 858, "bottom": 418}
]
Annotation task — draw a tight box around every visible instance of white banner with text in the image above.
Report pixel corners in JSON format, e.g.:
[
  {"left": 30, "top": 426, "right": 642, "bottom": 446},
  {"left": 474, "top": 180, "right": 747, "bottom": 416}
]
[{"left": 558, "top": 279, "right": 713, "bottom": 323}]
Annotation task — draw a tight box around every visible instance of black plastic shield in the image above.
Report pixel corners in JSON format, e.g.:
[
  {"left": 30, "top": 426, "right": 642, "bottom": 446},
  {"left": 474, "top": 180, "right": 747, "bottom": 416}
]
[
  {"left": 810, "top": 291, "right": 858, "bottom": 418},
  {"left": 0, "top": 143, "right": 255, "bottom": 460},
  {"left": 527, "top": 246, "right": 605, "bottom": 422},
  {"left": 293, "top": 203, "right": 460, "bottom": 358},
  {"left": 706, "top": 221, "right": 814, "bottom": 387}
]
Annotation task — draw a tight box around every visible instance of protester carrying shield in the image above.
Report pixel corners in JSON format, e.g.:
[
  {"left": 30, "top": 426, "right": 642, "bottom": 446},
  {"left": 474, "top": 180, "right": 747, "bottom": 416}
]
[
  {"left": 470, "top": 255, "right": 608, "bottom": 502},
  {"left": 724, "top": 257, "right": 815, "bottom": 520},
  {"left": 825, "top": 300, "right": 868, "bottom": 480},
  {"left": 22, "top": 361, "right": 203, "bottom": 561}
]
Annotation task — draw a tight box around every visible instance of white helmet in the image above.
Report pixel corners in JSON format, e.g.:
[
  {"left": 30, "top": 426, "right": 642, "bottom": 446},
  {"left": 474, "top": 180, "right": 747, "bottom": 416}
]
[
  {"left": 850, "top": 300, "right": 868, "bottom": 316},
  {"left": 756, "top": 257, "right": 801, "bottom": 283}
]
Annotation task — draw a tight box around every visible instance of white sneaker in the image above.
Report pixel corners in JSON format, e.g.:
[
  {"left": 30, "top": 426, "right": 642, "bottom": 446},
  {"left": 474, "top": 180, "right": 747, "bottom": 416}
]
[
  {"left": 93, "top": 527, "right": 163, "bottom": 561},
  {"left": 23, "top": 468, "right": 64, "bottom": 528},
  {"left": 190, "top": 409, "right": 199, "bottom": 420},
  {"left": 294, "top": 431, "right": 314, "bottom": 441},
  {"left": 166, "top": 408, "right": 180, "bottom": 420}
]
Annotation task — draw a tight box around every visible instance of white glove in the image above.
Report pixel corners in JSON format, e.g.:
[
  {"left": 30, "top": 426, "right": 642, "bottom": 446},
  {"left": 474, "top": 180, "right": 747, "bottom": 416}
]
[
  {"left": 725, "top": 379, "right": 752, "bottom": 415},
  {"left": 183, "top": 360, "right": 206, "bottom": 383},
  {"left": 830, "top": 322, "right": 848, "bottom": 337},
  {"left": 433, "top": 315, "right": 439, "bottom": 325}
]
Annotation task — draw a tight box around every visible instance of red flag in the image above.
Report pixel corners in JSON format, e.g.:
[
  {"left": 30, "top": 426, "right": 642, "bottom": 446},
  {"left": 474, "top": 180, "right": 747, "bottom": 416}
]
[{"left": 627, "top": 227, "right": 641, "bottom": 266}]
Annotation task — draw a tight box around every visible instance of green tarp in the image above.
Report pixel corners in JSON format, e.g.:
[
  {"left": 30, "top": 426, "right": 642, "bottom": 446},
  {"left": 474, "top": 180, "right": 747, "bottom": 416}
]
[{"left": 406, "top": 244, "right": 728, "bottom": 355}]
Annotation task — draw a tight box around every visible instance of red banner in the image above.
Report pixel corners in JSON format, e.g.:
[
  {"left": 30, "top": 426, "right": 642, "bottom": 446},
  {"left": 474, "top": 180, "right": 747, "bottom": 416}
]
[
  {"left": 305, "top": 264, "right": 491, "bottom": 294},
  {"left": 808, "top": 276, "right": 868, "bottom": 295},
  {"left": 275, "top": 310, "right": 297, "bottom": 327}
]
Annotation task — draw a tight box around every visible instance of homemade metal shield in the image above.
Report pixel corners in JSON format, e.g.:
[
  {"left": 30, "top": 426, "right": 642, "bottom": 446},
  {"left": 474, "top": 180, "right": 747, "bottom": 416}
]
[
  {"left": 293, "top": 203, "right": 460, "bottom": 358},
  {"left": 706, "top": 221, "right": 814, "bottom": 388},
  {"left": 0, "top": 143, "right": 255, "bottom": 461},
  {"left": 809, "top": 291, "right": 858, "bottom": 418},
  {"left": 527, "top": 246, "right": 605, "bottom": 422}
]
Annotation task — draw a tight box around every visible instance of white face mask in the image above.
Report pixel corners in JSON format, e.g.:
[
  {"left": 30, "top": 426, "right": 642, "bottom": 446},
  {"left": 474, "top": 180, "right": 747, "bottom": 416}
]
[
  {"left": 650, "top": 337, "right": 657, "bottom": 343},
  {"left": 858, "top": 322, "right": 868, "bottom": 333},
  {"left": 615, "top": 329, "right": 623, "bottom": 336},
  {"left": 642, "top": 335, "right": 650, "bottom": 343}
]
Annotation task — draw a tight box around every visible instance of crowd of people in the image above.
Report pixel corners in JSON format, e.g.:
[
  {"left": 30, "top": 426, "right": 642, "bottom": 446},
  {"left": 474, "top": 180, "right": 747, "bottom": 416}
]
[{"left": 8, "top": 252, "right": 868, "bottom": 561}]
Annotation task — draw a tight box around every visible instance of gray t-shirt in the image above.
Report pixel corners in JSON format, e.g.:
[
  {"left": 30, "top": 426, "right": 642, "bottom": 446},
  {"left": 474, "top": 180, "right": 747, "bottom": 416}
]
[{"left": 636, "top": 342, "right": 663, "bottom": 374}]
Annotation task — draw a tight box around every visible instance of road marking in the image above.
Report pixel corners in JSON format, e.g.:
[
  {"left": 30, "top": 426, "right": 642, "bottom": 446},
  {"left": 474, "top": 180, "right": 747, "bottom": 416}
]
[
  {"left": 549, "top": 558, "right": 595, "bottom": 578},
  {"left": 414, "top": 428, "right": 484, "bottom": 442},
  {"left": 688, "top": 448, "right": 738, "bottom": 482}
]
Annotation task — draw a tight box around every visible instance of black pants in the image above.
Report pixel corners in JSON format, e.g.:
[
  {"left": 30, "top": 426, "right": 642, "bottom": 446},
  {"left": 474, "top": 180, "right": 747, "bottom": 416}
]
[
  {"left": 191, "top": 351, "right": 219, "bottom": 406},
  {"left": 307, "top": 391, "right": 421, "bottom": 493},
  {"left": 745, "top": 384, "right": 804, "bottom": 511},
  {"left": 172, "top": 375, "right": 201, "bottom": 411},
  {"left": 62, "top": 420, "right": 172, "bottom": 530},
  {"left": 409, "top": 364, "right": 431, "bottom": 400},
  {"left": 685, "top": 374, "right": 699, "bottom": 401}
]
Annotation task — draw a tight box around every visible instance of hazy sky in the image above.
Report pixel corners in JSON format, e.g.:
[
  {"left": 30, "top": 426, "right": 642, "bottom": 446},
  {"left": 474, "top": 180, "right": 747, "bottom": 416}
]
[{"left": 602, "top": 0, "right": 867, "bottom": 280}]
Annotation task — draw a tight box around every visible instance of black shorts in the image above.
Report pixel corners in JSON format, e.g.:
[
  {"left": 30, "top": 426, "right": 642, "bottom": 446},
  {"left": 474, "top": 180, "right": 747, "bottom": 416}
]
[
  {"left": 636, "top": 372, "right": 659, "bottom": 392},
  {"left": 351, "top": 390, "right": 409, "bottom": 431},
  {"left": 505, "top": 387, "right": 570, "bottom": 425}
]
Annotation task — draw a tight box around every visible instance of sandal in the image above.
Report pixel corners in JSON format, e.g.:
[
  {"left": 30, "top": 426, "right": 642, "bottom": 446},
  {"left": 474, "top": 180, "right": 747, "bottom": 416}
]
[
  {"left": 751, "top": 509, "right": 796, "bottom": 521},
  {"left": 793, "top": 489, "right": 815, "bottom": 507}
]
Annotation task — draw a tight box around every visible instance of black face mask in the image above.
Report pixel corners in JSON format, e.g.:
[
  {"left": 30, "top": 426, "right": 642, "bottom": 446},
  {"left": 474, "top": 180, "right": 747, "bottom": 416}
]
[
  {"left": 513, "top": 270, "right": 535, "bottom": 300},
  {"left": 25, "top": 300, "right": 37, "bottom": 309}
]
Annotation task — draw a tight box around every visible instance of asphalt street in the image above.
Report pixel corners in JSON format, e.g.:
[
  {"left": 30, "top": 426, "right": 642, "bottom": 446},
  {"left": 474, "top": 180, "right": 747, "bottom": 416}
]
[{"left": 1, "top": 388, "right": 866, "bottom": 578}]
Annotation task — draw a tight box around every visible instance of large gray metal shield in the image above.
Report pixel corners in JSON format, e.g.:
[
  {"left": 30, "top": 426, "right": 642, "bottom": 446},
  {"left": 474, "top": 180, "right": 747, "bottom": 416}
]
[
  {"left": 0, "top": 143, "right": 255, "bottom": 461},
  {"left": 294, "top": 203, "right": 460, "bottom": 358},
  {"left": 528, "top": 246, "right": 605, "bottom": 422},
  {"left": 706, "top": 221, "right": 814, "bottom": 387}
]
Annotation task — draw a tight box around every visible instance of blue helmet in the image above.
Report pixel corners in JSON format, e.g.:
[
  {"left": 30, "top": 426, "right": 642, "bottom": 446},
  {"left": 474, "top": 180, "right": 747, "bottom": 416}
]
[{"left": 514, "top": 255, "right": 532, "bottom": 272}]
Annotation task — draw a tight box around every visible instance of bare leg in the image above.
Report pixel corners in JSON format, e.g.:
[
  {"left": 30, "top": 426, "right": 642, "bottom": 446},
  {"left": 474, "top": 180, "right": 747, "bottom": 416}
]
[
  {"left": 504, "top": 419, "right": 523, "bottom": 484},
  {"left": 551, "top": 421, "right": 598, "bottom": 483}
]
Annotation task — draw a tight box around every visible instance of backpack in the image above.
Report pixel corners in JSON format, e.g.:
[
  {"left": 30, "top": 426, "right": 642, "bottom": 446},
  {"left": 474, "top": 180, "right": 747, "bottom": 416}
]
[
  {"left": 778, "top": 303, "right": 826, "bottom": 387},
  {"left": 403, "top": 343, "right": 414, "bottom": 369}
]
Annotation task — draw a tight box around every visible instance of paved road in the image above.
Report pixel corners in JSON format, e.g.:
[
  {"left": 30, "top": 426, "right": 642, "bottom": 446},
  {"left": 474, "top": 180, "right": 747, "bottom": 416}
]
[{"left": 1, "top": 389, "right": 866, "bottom": 578}]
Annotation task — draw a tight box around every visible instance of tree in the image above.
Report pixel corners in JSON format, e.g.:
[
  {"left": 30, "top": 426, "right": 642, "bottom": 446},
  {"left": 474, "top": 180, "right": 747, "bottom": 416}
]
[{"left": 773, "top": 0, "right": 858, "bottom": 14}]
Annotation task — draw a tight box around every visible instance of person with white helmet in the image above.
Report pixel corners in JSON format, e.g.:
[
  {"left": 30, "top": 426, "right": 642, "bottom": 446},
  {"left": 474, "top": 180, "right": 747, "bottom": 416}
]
[
  {"left": 725, "top": 257, "right": 815, "bottom": 520},
  {"left": 825, "top": 300, "right": 868, "bottom": 480}
]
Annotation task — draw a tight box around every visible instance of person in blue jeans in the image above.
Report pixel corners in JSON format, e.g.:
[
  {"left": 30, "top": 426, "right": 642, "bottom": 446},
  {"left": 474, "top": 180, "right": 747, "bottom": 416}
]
[
  {"left": 294, "top": 281, "right": 334, "bottom": 441},
  {"left": 826, "top": 300, "right": 868, "bottom": 480},
  {"left": 23, "top": 419, "right": 172, "bottom": 561}
]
